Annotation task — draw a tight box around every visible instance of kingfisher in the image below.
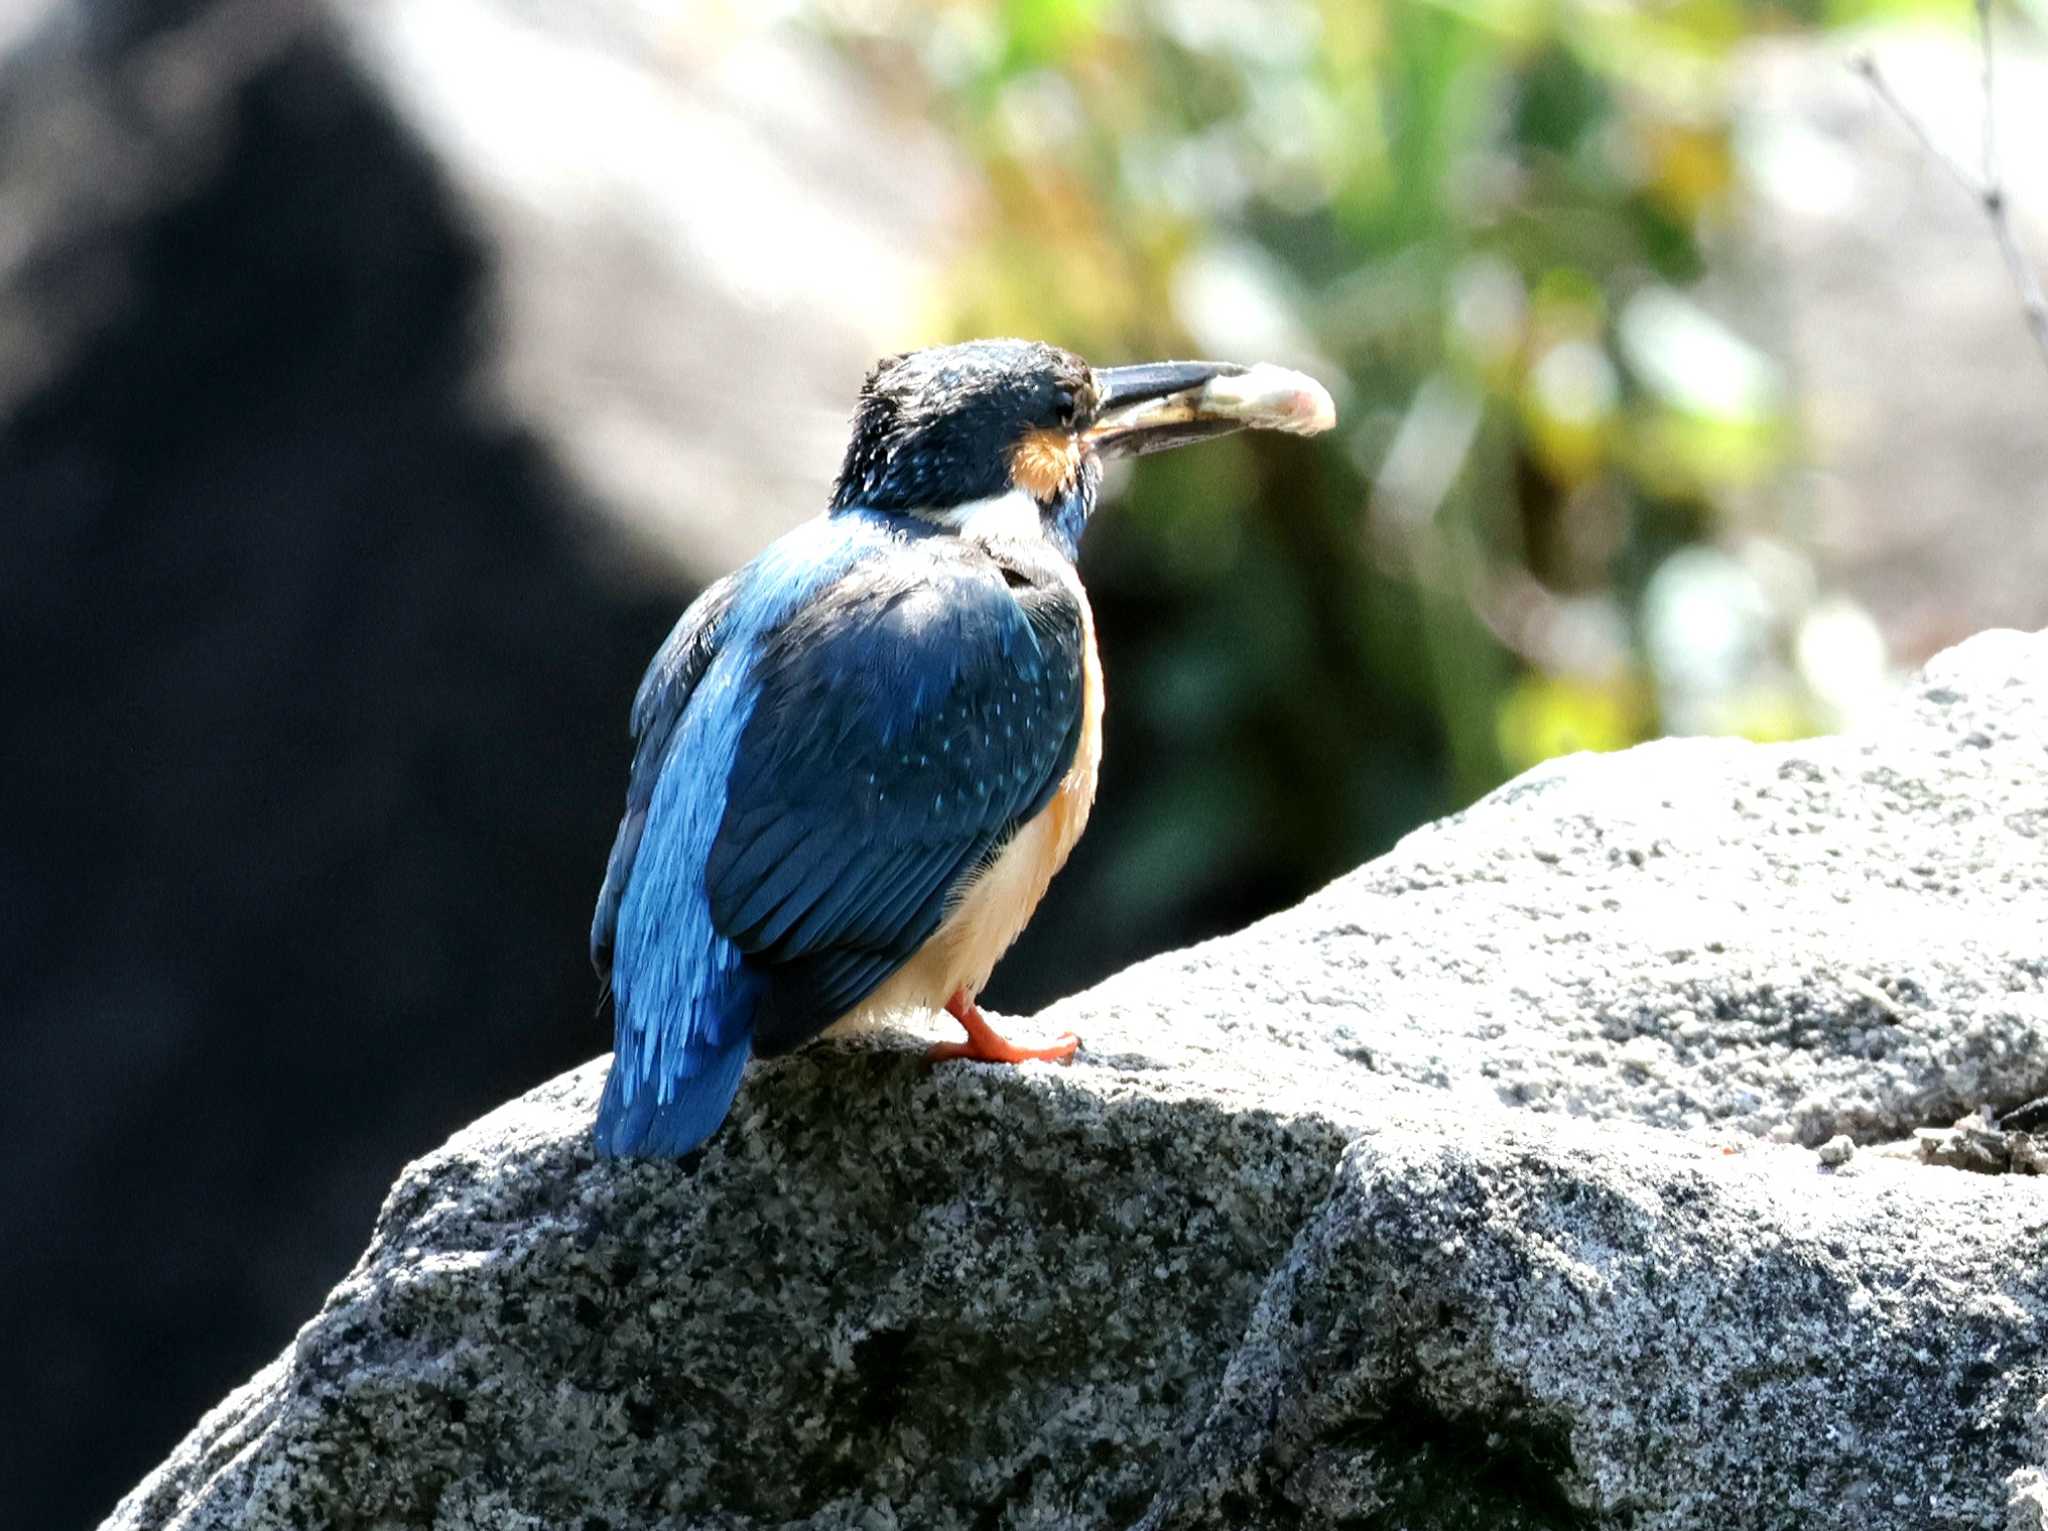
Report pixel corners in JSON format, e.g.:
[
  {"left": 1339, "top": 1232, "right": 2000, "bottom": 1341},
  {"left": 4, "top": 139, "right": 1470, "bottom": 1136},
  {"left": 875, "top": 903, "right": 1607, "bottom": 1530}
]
[{"left": 589, "top": 339, "right": 1334, "bottom": 1157}]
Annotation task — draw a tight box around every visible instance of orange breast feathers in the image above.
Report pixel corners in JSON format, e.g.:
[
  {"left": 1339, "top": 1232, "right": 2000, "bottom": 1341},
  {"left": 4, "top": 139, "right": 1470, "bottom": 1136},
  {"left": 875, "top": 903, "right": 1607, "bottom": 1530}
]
[{"left": 1009, "top": 428, "right": 1084, "bottom": 502}]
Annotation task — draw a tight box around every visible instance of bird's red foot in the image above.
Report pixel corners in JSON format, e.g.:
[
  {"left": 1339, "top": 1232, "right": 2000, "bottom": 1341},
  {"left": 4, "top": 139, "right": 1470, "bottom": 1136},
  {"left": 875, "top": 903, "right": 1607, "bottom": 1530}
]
[{"left": 926, "top": 990, "right": 1080, "bottom": 1065}]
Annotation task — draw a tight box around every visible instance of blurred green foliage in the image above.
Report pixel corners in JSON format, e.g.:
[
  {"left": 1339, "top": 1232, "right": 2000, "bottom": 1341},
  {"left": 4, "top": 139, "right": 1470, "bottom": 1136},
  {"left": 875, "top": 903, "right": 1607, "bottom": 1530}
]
[{"left": 800, "top": 0, "right": 1948, "bottom": 952}]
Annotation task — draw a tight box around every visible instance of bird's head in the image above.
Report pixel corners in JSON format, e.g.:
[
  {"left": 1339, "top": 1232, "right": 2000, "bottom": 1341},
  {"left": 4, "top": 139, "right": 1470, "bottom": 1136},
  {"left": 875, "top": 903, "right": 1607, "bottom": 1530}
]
[{"left": 828, "top": 338, "right": 1334, "bottom": 559}]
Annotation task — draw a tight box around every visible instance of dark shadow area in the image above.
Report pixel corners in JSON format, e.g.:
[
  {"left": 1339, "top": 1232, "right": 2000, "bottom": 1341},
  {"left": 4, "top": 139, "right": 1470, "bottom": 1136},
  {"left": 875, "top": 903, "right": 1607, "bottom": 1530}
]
[{"left": 0, "top": 23, "right": 676, "bottom": 1525}]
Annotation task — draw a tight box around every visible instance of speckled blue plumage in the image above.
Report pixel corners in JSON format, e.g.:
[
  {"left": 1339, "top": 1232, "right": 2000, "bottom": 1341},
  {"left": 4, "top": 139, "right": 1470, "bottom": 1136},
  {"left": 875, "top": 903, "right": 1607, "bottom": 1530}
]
[
  {"left": 591, "top": 517, "right": 863, "bottom": 1157},
  {"left": 589, "top": 506, "right": 1088, "bottom": 1157}
]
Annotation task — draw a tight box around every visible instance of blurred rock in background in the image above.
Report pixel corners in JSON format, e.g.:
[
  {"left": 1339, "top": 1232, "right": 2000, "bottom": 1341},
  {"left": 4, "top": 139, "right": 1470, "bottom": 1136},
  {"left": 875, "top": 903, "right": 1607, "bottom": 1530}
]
[
  {"left": 0, "top": 2, "right": 954, "bottom": 1525},
  {"left": 1732, "top": 27, "right": 2048, "bottom": 663}
]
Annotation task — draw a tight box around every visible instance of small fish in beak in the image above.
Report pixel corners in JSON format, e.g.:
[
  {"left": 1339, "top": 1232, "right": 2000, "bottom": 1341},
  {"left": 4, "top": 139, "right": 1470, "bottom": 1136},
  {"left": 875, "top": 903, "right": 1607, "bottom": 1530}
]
[{"left": 1085, "top": 360, "right": 1338, "bottom": 456}]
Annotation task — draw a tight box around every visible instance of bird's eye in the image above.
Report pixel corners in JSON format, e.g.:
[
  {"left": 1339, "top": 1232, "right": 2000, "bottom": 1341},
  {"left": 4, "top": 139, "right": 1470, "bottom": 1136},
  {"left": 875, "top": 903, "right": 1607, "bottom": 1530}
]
[{"left": 1054, "top": 387, "right": 1079, "bottom": 428}]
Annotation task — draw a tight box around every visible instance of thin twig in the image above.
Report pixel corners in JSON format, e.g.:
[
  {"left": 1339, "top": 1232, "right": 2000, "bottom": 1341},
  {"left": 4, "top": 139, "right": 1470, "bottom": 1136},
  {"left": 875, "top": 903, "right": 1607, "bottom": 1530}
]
[
  {"left": 1855, "top": 3, "right": 2048, "bottom": 374},
  {"left": 1980, "top": 0, "right": 1998, "bottom": 186},
  {"left": 1852, "top": 53, "right": 1980, "bottom": 196},
  {"left": 1972, "top": 0, "right": 2048, "bottom": 366}
]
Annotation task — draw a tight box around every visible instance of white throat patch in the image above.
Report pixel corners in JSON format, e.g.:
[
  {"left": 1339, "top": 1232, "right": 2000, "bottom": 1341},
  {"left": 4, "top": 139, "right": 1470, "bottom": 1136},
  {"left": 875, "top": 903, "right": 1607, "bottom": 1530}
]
[{"left": 931, "top": 488, "right": 1045, "bottom": 545}]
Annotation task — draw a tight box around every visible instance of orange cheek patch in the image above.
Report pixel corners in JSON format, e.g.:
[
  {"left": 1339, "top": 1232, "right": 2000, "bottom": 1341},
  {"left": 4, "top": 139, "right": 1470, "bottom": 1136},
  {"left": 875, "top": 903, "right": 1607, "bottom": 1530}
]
[{"left": 1010, "top": 429, "right": 1082, "bottom": 502}]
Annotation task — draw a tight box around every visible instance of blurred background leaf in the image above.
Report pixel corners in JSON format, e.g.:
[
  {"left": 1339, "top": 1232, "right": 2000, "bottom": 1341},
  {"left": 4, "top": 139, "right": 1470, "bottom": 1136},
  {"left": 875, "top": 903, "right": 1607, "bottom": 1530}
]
[{"left": 799, "top": 0, "right": 1959, "bottom": 996}]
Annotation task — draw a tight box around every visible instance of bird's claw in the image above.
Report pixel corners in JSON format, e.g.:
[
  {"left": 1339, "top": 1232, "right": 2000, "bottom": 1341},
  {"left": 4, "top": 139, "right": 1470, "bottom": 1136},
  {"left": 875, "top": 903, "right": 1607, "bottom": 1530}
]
[
  {"left": 930, "top": 995, "right": 1081, "bottom": 1065},
  {"left": 926, "top": 1030, "right": 1081, "bottom": 1066}
]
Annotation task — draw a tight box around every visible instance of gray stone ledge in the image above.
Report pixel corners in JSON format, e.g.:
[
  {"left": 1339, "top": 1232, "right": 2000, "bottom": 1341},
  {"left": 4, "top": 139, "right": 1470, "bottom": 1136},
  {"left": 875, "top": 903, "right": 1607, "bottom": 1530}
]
[{"left": 106, "top": 629, "right": 2048, "bottom": 1531}]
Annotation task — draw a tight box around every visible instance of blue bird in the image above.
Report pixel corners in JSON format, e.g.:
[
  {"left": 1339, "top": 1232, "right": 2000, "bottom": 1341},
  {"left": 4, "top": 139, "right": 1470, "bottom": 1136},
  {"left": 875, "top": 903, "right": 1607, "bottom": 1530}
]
[{"left": 590, "top": 339, "right": 1334, "bottom": 1157}]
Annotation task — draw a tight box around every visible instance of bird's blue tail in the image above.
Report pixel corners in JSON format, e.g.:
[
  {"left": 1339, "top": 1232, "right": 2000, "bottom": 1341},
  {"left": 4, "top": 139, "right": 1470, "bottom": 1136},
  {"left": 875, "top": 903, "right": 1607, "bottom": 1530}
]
[{"left": 592, "top": 1030, "right": 751, "bottom": 1158}]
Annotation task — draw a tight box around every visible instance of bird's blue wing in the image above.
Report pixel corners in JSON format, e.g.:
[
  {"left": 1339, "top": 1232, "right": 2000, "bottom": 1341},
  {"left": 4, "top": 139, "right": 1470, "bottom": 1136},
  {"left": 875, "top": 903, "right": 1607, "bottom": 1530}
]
[
  {"left": 593, "top": 520, "right": 874, "bottom": 1156},
  {"left": 706, "top": 541, "right": 1086, "bottom": 1054},
  {"left": 589, "top": 572, "right": 740, "bottom": 987}
]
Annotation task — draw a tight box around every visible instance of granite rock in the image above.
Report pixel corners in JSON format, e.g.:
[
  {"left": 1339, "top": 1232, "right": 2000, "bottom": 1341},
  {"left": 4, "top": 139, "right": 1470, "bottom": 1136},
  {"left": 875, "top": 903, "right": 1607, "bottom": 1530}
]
[
  {"left": 1142, "top": 1118, "right": 2048, "bottom": 1530},
  {"left": 104, "top": 630, "right": 2048, "bottom": 1530}
]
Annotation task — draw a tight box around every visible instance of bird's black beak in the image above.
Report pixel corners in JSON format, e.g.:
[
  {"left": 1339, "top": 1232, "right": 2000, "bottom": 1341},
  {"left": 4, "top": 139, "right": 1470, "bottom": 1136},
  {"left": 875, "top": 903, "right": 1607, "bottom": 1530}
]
[{"left": 1085, "top": 360, "right": 1337, "bottom": 457}]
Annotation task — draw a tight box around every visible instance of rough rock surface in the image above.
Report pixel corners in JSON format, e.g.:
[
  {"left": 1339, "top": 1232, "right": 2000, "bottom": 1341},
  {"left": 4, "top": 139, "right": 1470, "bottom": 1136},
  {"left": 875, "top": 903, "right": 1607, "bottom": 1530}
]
[{"left": 106, "top": 630, "right": 2048, "bottom": 1531}]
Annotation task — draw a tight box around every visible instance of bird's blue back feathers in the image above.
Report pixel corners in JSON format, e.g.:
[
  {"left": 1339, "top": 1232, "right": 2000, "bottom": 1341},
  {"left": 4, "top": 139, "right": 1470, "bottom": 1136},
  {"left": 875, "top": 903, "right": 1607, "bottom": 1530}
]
[
  {"left": 592, "top": 517, "right": 873, "bottom": 1157},
  {"left": 710, "top": 537, "right": 1084, "bottom": 1051},
  {"left": 590, "top": 507, "right": 1086, "bottom": 1157}
]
